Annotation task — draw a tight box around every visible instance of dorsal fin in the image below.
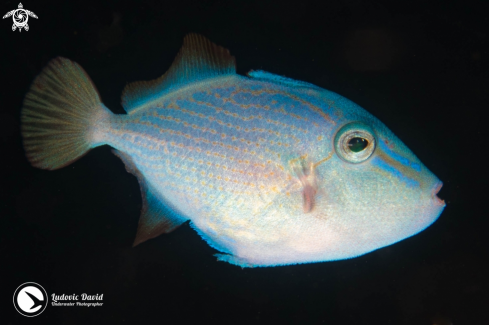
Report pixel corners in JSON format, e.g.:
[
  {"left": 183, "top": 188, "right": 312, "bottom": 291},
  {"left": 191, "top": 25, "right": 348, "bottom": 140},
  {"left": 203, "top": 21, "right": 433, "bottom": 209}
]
[
  {"left": 247, "top": 70, "right": 320, "bottom": 89},
  {"left": 122, "top": 34, "right": 236, "bottom": 113}
]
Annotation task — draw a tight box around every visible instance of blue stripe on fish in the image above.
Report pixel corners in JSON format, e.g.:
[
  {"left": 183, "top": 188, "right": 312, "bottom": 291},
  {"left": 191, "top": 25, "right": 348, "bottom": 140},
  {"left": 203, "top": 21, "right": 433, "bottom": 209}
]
[
  {"left": 371, "top": 156, "right": 420, "bottom": 188},
  {"left": 378, "top": 139, "right": 422, "bottom": 172}
]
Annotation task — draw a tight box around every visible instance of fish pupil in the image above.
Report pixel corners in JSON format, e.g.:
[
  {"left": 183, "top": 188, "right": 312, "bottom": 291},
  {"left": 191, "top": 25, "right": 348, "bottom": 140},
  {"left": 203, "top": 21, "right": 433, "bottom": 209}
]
[{"left": 348, "top": 137, "right": 368, "bottom": 152}]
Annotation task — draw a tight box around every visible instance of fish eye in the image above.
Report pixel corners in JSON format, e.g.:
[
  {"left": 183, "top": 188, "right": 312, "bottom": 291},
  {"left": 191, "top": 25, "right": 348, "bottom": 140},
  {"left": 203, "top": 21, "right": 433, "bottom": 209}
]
[
  {"left": 334, "top": 122, "right": 376, "bottom": 163},
  {"left": 348, "top": 137, "right": 369, "bottom": 152}
]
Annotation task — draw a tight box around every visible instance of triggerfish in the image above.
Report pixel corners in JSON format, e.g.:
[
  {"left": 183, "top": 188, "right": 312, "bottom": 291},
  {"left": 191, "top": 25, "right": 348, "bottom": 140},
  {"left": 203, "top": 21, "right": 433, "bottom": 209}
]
[{"left": 21, "top": 34, "right": 445, "bottom": 267}]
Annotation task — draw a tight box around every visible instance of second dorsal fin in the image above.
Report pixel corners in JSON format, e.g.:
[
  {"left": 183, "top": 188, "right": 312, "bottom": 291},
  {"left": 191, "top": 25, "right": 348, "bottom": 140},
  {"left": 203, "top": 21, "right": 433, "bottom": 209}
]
[{"left": 121, "top": 33, "right": 236, "bottom": 113}]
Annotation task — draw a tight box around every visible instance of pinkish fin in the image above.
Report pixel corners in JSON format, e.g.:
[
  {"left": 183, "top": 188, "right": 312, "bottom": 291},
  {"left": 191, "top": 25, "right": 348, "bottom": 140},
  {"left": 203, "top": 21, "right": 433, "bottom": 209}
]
[
  {"left": 302, "top": 183, "right": 317, "bottom": 213},
  {"left": 21, "top": 57, "right": 112, "bottom": 170},
  {"left": 292, "top": 161, "right": 318, "bottom": 213},
  {"left": 121, "top": 33, "right": 236, "bottom": 114},
  {"left": 112, "top": 150, "right": 187, "bottom": 246}
]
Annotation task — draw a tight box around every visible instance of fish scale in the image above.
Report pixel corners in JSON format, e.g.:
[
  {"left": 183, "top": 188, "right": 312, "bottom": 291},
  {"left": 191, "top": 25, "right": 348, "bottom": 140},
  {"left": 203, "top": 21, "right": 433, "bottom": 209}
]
[
  {"left": 116, "top": 83, "right": 305, "bottom": 220},
  {"left": 21, "top": 34, "right": 445, "bottom": 267},
  {"left": 108, "top": 80, "right": 326, "bottom": 207}
]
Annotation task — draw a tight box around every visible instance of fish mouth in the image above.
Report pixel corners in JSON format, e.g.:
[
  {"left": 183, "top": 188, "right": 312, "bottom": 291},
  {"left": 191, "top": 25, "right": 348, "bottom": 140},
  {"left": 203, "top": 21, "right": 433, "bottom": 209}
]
[{"left": 431, "top": 181, "right": 445, "bottom": 207}]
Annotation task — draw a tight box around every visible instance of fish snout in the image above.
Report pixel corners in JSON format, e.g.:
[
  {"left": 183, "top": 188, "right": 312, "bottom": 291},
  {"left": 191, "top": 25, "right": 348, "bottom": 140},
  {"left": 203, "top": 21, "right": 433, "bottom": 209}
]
[{"left": 431, "top": 181, "right": 445, "bottom": 207}]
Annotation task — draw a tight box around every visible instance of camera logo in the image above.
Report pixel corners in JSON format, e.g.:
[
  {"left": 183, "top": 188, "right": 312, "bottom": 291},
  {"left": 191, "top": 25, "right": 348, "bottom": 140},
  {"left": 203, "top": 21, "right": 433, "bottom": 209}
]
[{"left": 13, "top": 282, "right": 48, "bottom": 317}]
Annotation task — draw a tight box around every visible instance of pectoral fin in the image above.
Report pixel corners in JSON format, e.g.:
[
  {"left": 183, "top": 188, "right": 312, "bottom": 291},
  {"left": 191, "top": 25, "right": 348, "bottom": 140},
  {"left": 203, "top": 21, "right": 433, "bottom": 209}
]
[
  {"left": 291, "top": 160, "right": 318, "bottom": 214},
  {"left": 302, "top": 183, "right": 317, "bottom": 213}
]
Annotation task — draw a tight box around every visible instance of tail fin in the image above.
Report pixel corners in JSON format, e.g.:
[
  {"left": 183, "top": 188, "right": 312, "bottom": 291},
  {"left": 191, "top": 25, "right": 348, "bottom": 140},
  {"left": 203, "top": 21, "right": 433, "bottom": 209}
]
[{"left": 21, "top": 57, "right": 110, "bottom": 170}]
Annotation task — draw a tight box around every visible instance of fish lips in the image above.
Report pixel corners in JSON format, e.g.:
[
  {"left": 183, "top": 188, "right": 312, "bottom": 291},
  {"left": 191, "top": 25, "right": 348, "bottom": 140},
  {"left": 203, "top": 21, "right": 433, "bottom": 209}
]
[{"left": 431, "top": 181, "right": 445, "bottom": 207}]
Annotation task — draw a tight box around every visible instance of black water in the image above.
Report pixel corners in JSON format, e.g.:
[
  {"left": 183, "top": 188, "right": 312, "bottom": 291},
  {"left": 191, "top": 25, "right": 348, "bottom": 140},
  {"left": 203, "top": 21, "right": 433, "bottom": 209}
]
[{"left": 3, "top": 0, "right": 488, "bottom": 324}]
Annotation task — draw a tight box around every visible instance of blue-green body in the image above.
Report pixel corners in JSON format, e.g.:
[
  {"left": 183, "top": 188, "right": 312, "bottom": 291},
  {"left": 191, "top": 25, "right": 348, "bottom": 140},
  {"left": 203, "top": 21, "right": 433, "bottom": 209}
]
[{"left": 21, "top": 35, "right": 445, "bottom": 267}]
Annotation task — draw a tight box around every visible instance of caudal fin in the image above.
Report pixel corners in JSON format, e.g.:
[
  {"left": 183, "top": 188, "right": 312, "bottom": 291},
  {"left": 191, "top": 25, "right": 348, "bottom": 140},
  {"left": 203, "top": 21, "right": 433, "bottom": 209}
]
[{"left": 21, "top": 57, "right": 110, "bottom": 170}]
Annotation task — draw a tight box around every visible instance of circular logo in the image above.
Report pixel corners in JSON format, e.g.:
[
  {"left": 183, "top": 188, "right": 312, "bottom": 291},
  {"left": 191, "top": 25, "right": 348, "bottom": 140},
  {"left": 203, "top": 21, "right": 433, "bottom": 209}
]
[
  {"left": 13, "top": 282, "right": 48, "bottom": 317},
  {"left": 14, "top": 10, "right": 27, "bottom": 25}
]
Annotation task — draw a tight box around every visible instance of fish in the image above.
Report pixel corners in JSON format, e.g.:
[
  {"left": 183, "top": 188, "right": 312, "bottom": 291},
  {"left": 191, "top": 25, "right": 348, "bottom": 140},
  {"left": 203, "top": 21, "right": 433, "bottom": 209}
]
[{"left": 21, "top": 34, "right": 445, "bottom": 267}]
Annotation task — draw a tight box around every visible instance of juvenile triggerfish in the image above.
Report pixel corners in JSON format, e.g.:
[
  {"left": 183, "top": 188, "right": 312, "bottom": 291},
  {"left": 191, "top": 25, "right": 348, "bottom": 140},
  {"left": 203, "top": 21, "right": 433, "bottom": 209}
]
[{"left": 21, "top": 34, "right": 445, "bottom": 267}]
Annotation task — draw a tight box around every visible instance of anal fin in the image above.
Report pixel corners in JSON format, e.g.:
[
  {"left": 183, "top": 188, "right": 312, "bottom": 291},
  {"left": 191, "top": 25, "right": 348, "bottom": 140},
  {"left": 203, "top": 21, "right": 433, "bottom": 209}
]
[{"left": 112, "top": 149, "right": 187, "bottom": 246}]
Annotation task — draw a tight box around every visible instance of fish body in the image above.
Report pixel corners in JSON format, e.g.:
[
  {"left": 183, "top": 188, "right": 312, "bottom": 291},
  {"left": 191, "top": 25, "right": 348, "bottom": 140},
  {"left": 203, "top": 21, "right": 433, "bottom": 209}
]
[{"left": 21, "top": 34, "right": 445, "bottom": 267}]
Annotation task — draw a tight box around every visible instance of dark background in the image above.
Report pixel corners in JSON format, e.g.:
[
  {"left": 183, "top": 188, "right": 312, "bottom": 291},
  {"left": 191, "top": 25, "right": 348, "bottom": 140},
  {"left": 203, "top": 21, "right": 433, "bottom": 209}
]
[{"left": 2, "top": 0, "right": 488, "bottom": 324}]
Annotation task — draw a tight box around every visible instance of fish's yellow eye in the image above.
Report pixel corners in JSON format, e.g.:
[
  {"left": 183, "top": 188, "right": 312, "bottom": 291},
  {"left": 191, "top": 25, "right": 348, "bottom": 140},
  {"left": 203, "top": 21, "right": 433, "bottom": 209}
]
[{"left": 334, "top": 122, "right": 376, "bottom": 163}]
